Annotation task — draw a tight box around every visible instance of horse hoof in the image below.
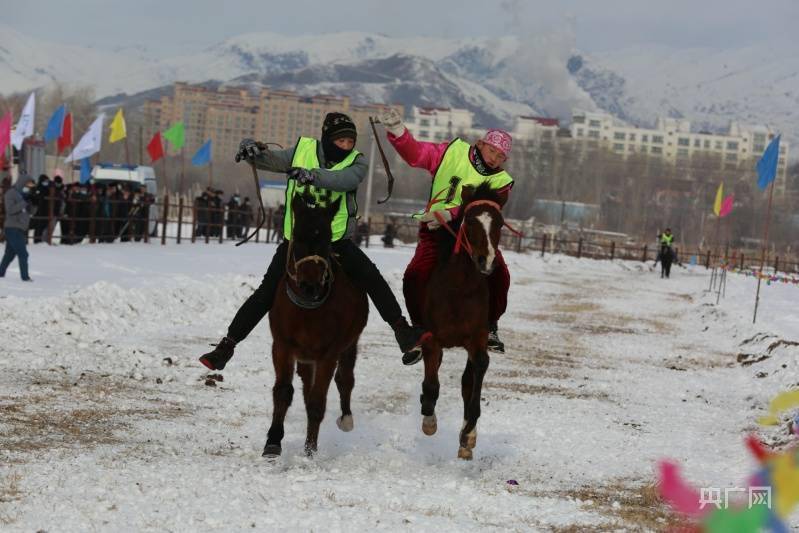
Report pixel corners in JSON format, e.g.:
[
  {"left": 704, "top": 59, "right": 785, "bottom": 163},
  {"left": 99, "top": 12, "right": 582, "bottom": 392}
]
[
  {"left": 464, "top": 431, "right": 477, "bottom": 449},
  {"left": 262, "top": 444, "right": 282, "bottom": 457},
  {"left": 422, "top": 415, "right": 437, "bottom": 435},
  {"left": 457, "top": 447, "right": 473, "bottom": 460},
  {"left": 304, "top": 443, "right": 317, "bottom": 457},
  {"left": 336, "top": 415, "right": 354, "bottom": 432}
]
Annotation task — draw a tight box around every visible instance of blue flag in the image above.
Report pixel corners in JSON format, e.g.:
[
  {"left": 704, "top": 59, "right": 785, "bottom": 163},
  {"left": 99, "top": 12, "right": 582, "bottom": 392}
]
[
  {"left": 191, "top": 139, "right": 212, "bottom": 166},
  {"left": 756, "top": 135, "right": 780, "bottom": 190},
  {"left": 44, "top": 105, "right": 66, "bottom": 143},
  {"left": 80, "top": 158, "right": 92, "bottom": 184}
]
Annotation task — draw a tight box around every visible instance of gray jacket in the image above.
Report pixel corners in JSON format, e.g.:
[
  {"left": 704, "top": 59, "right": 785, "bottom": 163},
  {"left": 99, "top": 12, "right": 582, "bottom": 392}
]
[
  {"left": 252, "top": 140, "right": 367, "bottom": 239},
  {"left": 4, "top": 176, "right": 36, "bottom": 230}
]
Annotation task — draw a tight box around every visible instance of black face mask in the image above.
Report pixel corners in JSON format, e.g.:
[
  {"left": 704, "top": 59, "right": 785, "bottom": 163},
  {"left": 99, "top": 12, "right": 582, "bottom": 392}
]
[{"left": 321, "top": 137, "right": 352, "bottom": 167}]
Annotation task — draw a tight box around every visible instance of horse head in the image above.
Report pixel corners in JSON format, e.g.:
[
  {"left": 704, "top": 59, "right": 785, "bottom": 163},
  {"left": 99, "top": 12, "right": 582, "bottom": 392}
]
[
  {"left": 459, "top": 183, "right": 506, "bottom": 275},
  {"left": 288, "top": 192, "right": 341, "bottom": 303}
]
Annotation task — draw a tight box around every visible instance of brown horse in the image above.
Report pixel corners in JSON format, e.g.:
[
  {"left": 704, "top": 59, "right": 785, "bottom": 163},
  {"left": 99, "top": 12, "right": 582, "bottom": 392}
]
[
  {"left": 263, "top": 193, "right": 369, "bottom": 457},
  {"left": 416, "top": 183, "right": 508, "bottom": 460}
]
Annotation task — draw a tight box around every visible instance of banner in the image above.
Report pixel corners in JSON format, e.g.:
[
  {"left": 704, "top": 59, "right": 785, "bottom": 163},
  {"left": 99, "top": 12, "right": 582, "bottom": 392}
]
[
  {"left": 64, "top": 114, "right": 105, "bottom": 162},
  {"left": 11, "top": 92, "right": 35, "bottom": 150}
]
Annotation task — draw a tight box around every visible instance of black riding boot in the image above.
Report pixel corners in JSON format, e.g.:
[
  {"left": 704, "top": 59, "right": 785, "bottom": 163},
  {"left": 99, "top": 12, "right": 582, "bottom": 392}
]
[
  {"left": 394, "top": 318, "right": 427, "bottom": 366},
  {"left": 487, "top": 322, "right": 505, "bottom": 353},
  {"left": 199, "top": 336, "right": 237, "bottom": 370}
]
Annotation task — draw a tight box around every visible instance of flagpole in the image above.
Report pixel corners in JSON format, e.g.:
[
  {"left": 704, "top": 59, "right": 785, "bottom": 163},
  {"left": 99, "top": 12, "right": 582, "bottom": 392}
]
[
  {"left": 208, "top": 159, "right": 213, "bottom": 188},
  {"left": 180, "top": 147, "right": 185, "bottom": 196},
  {"left": 752, "top": 180, "right": 776, "bottom": 324}
]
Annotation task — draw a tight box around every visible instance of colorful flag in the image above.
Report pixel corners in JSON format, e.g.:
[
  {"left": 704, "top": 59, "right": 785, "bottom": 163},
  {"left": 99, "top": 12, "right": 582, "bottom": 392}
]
[
  {"left": 64, "top": 113, "right": 105, "bottom": 162},
  {"left": 756, "top": 135, "right": 781, "bottom": 190},
  {"left": 163, "top": 121, "right": 185, "bottom": 151},
  {"left": 147, "top": 131, "right": 165, "bottom": 162},
  {"left": 57, "top": 113, "right": 73, "bottom": 155},
  {"left": 11, "top": 91, "right": 35, "bottom": 150},
  {"left": 109, "top": 108, "right": 127, "bottom": 143},
  {"left": 719, "top": 195, "right": 734, "bottom": 218},
  {"left": 0, "top": 111, "right": 12, "bottom": 155},
  {"left": 713, "top": 182, "right": 723, "bottom": 216},
  {"left": 80, "top": 158, "right": 92, "bottom": 184},
  {"left": 44, "top": 104, "right": 67, "bottom": 143},
  {"left": 191, "top": 139, "right": 212, "bottom": 166}
]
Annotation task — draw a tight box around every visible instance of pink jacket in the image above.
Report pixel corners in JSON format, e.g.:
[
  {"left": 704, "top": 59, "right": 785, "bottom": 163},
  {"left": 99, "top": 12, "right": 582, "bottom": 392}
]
[{"left": 387, "top": 129, "right": 511, "bottom": 219}]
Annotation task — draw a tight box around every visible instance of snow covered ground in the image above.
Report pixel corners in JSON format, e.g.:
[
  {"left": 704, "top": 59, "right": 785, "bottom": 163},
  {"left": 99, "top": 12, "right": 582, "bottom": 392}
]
[{"left": 1, "top": 240, "right": 797, "bottom": 531}]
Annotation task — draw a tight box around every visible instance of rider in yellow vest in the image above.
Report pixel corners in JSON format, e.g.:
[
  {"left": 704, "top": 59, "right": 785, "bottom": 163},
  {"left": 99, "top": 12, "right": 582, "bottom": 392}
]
[
  {"left": 660, "top": 228, "right": 674, "bottom": 247},
  {"left": 199, "top": 113, "right": 425, "bottom": 370},
  {"left": 378, "top": 108, "right": 515, "bottom": 364}
]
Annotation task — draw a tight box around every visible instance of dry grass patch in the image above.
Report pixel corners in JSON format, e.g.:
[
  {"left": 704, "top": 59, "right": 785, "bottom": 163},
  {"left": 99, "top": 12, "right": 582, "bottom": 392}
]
[{"left": 483, "top": 380, "right": 612, "bottom": 402}]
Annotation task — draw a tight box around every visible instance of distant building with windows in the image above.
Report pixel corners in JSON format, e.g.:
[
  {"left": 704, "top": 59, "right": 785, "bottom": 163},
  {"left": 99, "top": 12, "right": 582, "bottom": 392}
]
[
  {"left": 569, "top": 109, "right": 790, "bottom": 193},
  {"left": 143, "top": 82, "right": 395, "bottom": 163}
]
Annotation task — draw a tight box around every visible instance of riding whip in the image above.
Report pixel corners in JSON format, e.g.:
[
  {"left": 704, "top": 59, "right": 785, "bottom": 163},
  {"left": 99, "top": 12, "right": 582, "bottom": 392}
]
[
  {"left": 369, "top": 116, "right": 394, "bottom": 204},
  {"left": 236, "top": 142, "right": 283, "bottom": 247}
]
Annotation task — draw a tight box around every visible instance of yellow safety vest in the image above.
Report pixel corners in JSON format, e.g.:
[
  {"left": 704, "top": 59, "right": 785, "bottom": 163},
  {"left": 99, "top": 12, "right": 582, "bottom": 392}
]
[{"left": 283, "top": 137, "right": 360, "bottom": 241}]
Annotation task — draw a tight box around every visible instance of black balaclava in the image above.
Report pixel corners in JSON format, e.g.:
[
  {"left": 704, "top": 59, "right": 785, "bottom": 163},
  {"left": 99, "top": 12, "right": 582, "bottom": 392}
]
[{"left": 321, "top": 112, "right": 357, "bottom": 167}]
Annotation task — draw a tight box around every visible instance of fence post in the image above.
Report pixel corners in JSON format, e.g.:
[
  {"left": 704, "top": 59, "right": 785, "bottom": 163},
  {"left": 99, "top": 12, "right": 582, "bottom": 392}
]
[
  {"left": 541, "top": 234, "right": 547, "bottom": 257},
  {"left": 161, "top": 195, "right": 169, "bottom": 245},
  {"left": 705, "top": 250, "right": 711, "bottom": 269},
  {"left": 641, "top": 244, "right": 648, "bottom": 262},
  {"left": 177, "top": 197, "right": 184, "bottom": 244},
  {"left": 610, "top": 241, "right": 615, "bottom": 261},
  {"left": 515, "top": 232, "right": 522, "bottom": 253},
  {"left": 365, "top": 218, "right": 371, "bottom": 248},
  {"left": 218, "top": 207, "right": 224, "bottom": 244},
  {"left": 46, "top": 187, "right": 55, "bottom": 245},
  {"left": 191, "top": 202, "right": 197, "bottom": 243},
  {"left": 577, "top": 238, "right": 583, "bottom": 259},
  {"left": 774, "top": 256, "right": 779, "bottom": 273},
  {"left": 89, "top": 197, "right": 97, "bottom": 244},
  {"left": 739, "top": 253, "right": 745, "bottom": 270}
]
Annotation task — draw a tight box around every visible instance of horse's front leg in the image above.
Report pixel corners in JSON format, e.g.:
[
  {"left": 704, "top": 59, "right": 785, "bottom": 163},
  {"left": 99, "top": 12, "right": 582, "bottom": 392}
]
[
  {"left": 420, "top": 342, "right": 443, "bottom": 436},
  {"left": 304, "top": 358, "right": 337, "bottom": 455},
  {"left": 459, "top": 347, "right": 489, "bottom": 460},
  {"left": 263, "top": 343, "right": 295, "bottom": 457},
  {"left": 334, "top": 344, "right": 357, "bottom": 432}
]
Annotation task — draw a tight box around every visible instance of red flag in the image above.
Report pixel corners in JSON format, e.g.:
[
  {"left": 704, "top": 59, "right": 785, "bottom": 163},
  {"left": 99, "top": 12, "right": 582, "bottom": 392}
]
[
  {"left": 0, "top": 111, "right": 12, "bottom": 155},
  {"left": 719, "top": 194, "right": 734, "bottom": 218},
  {"left": 57, "top": 112, "right": 73, "bottom": 155},
  {"left": 147, "top": 131, "right": 165, "bottom": 162}
]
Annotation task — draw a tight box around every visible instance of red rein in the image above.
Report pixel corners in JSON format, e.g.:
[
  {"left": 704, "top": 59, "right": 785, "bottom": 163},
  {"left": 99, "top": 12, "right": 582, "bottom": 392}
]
[{"left": 428, "top": 198, "right": 523, "bottom": 256}]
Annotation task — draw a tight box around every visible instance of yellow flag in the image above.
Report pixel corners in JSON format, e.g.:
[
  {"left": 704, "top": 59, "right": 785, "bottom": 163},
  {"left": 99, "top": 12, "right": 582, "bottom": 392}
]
[
  {"left": 109, "top": 108, "right": 127, "bottom": 143},
  {"left": 713, "top": 182, "right": 723, "bottom": 216}
]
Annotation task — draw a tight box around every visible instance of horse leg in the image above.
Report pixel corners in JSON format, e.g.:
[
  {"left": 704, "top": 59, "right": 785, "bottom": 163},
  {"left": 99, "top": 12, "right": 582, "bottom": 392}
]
[
  {"left": 458, "top": 348, "right": 489, "bottom": 460},
  {"left": 334, "top": 344, "right": 357, "bottom": 432},
  {"left": 297, "top": 361, "right": 313, "bottom": 406},
  {"left": 263, "top": 345, "right": 295, "bottom": 457},
  {"left": 460, "top": 359, "right": 477, "bottom": 451},
  {"left": 420, "top": 342, "right": 443, "bottom": 436},
  {"left": 304, "top": 358, "right": 337, "bottom": 456}
]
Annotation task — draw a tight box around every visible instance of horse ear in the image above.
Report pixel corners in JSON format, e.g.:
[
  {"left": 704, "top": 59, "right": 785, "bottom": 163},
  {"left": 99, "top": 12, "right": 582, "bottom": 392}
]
[
  {"left": 326, "top": 196, "right": 342, "bottom": 219},
  {"left": 461, "top": 185, "right": 475, "bottom": 205},
  {"left": 291, "top": 193, "right": 306, "bottom": 215}
]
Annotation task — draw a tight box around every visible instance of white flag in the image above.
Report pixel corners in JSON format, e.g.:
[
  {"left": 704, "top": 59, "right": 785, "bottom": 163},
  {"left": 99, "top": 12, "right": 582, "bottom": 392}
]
[
  {"left": 64, "top": 113, "right": 105, "bottom": 163},
  {"left": 11, "top": 92, "right": 35, "bottom": 150}
]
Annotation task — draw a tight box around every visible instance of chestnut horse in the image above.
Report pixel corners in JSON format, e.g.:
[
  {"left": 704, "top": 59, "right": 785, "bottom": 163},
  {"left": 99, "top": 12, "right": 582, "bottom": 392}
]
[
  {"left": 263, "top": 193, "right": 368, "bottom": 457},
  {"left": 417, "top": 183, "right": 508, "bottom": 460}
]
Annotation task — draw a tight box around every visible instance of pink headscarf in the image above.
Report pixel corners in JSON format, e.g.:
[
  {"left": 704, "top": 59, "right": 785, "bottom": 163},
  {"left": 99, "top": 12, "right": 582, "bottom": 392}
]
[{"left": 482, "top": 129, "right": 512, "bottom": 157}]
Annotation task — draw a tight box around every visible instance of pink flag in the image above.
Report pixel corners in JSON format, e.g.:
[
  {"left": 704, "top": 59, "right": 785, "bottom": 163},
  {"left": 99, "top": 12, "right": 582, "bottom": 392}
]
[
  {"left": 719, "top": 194, "right": 734, "bottom": 218},
  {"left": 657, "top": 460, "right": 710, "bottom": 518},
  {"left": 0, "top": 111, "right": 12, "bottom": 155}
]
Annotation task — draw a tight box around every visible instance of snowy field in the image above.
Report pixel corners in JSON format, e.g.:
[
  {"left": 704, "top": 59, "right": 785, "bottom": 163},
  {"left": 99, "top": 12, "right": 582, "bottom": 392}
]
[{"left": 1, "top": 240, "right": 798, "bottom": 531}]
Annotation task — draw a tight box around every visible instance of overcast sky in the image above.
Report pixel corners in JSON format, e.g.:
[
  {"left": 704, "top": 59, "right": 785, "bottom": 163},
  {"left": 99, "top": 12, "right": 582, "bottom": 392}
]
[{"left": 3, "top": 0, "right": 797, "bottom": 53}]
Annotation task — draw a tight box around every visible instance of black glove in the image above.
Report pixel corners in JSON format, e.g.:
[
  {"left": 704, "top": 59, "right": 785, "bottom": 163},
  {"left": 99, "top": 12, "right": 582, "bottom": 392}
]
[
  {"left": 235, "top": 138, "right": 264, "bottom": 162},
  {"left": 288, "top": 167, "right": 315, "bottom": 186}
]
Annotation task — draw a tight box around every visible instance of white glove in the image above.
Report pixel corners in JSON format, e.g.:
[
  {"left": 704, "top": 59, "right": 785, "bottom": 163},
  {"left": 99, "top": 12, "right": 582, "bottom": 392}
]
[
  {"left": 419, "top": 209, "right": 451, "bottom": 230},
  {"left": 378, "top": 108, "right": 405, "bottom": 137}
]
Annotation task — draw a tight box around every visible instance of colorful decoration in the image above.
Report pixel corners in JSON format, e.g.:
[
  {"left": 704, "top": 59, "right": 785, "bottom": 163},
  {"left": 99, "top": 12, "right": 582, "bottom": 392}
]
[
  {"left": 713, "top": 183, "right": 724, "bottom": 217},
  {"left": 718, "top": 263, "right": 799, "bottom": 287},
  {"left": 659, "top": 390, "right": 799, "bottom": 531}
]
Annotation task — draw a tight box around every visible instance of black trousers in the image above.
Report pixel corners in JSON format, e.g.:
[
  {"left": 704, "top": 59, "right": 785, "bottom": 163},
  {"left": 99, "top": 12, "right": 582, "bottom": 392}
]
[{"left": 227, "top": 239, "right": 402, "bottom": 342}]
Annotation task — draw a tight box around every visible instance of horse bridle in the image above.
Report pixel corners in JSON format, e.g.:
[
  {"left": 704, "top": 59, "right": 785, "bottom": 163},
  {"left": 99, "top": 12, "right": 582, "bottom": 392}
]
[
  {"left": 432, "top": 199, "right": 522, "bottom": 257},
  {"left": 284, "top": 239, "right": 335, "bottom": 308}
]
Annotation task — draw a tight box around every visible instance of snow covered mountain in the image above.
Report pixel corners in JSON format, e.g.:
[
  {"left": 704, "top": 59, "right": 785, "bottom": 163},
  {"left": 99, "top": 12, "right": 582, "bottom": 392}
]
[{"left": 2, "top": 25, "right": 798, "bottom": 144}]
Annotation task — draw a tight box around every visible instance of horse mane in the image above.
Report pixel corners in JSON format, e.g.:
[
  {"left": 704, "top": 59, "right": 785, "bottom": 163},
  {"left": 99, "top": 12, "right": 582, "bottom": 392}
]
[{"left": 465, "top": 182, "right": 501, "bottom": 207}]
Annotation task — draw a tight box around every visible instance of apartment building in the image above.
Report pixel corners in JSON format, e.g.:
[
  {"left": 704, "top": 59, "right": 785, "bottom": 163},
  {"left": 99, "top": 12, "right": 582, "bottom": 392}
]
[
  {"left": 569, "top": 110, "right": 790, "bottom": 193},
  {"left": 143, "top": 83, "right": 395, "bottom": 164}
]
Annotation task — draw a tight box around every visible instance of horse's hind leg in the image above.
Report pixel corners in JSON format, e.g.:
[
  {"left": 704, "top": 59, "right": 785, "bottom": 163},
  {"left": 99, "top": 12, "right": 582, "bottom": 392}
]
[
  {"left": 459, "top": 348, "right": 489, "bottom": 460},
  {"left": 263, "top": 344, "right": 295, "bottom": 457},
  {"left": 334, "top": 344, "right": 357, "bottom": 432},
  {"left": 460, "top": 359, "right": 477, "bottom": 450},
  {"left": 304, "top": 358, "right": 337, "bottom": 455},
  {"left": 420, "top": 343, "right": 443, "bottom": 436}
]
